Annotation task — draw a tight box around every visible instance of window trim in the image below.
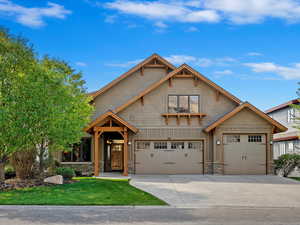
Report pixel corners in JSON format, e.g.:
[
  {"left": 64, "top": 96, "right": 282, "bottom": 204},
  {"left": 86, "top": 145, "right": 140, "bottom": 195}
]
[
  {"left": 168, "top": 95, "right": 200, "bottom": 113},
  {"left": 248, "top": 135, "right": 262, "bottom": 143}
]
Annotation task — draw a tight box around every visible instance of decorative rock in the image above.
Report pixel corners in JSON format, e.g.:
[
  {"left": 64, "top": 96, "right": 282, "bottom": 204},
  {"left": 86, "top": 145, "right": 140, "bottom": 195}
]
[{"left": 44, "top": 175, "right": 63, "bottom": 185}]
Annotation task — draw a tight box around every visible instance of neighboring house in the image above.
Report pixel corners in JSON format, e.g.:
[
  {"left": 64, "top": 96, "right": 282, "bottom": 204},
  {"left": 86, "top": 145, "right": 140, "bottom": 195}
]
[
  {"left": 266, "top": 99, "right": 300, "bottom": 159},
  {"left": 55, "top": 54, "right": 287, "bottom": 176}
]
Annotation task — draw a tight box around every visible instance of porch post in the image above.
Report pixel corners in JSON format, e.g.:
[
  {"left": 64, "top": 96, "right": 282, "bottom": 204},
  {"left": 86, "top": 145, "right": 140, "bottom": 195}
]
[
  {"left": 94, "top": 131, "right": 99, "bottom": 176},
  {"left": 123, "top": 128, "right": 128, "bottom": 176}
]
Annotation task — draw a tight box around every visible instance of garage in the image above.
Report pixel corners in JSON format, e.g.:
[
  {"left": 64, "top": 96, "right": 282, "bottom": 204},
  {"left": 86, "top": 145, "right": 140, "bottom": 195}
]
[
  {"left": 223, "top": 134, "right": 267, "bottom": 175},
  {"left": 135, "top": 140, "right": 204, "bottom": 174}
]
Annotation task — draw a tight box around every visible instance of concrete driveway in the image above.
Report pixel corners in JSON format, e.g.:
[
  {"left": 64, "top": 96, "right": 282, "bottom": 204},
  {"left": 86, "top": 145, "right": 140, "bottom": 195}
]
[{"left": 130, "top": 175, "right": 300, "bottom": 208}]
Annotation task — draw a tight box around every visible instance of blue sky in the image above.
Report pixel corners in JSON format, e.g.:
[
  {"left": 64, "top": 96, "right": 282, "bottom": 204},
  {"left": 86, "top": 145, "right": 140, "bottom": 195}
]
[{"left": 1, "top": 0, "right": 300, "bottom": 110}]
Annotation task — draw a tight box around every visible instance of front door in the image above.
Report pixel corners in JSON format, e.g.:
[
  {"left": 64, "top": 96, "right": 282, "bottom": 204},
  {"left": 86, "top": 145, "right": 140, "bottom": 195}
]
[{"left": 111, "top": 144, "right": 123, "bottom": 171}]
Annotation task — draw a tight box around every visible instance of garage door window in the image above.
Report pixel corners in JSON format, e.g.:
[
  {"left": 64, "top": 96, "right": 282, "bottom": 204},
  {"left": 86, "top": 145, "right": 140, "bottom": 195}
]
[
  {"left": 188, "top": 142, "right": 202, "bottom": 149},
  {"left": 248, "top": 135, "right": 262, "bottom": 142},
  {"left": 171, "top": 142, "right": 185, "bottom": 149},
  {"left": 227, "top": 135, "right": 240, "bottom": 143},
  {"left": 136, "top": 141, "right": 150, "bottom": 150},
  {"left": 154, "top": 142, "right": 167, "bottom": 149}
]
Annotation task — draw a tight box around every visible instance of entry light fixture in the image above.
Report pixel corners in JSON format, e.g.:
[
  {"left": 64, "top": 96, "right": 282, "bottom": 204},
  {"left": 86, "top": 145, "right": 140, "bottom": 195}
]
[
  {"left": 128, "top": 141, "right": 132, "bottom": 145},
  {"left": 216, "top": 140, "right": 221, "bottom": 145},
  {"left": 270, "top": 141, "right": 273, "bottom": 145}
]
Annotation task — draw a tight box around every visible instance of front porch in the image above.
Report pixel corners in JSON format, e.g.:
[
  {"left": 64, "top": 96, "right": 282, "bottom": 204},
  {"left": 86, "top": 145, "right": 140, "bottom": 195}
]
[
  {"left": 96, "top": 172, "right": 131, "bottom": 179},
  {"left": 85, "top": 111, "right": 138, "bottom": 176}
]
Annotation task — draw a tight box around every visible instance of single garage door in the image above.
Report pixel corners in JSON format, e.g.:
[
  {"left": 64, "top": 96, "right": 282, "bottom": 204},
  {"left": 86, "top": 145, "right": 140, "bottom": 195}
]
[
  {"left": 135, "top": 140, "right": 204, "bottom": 174},
  {"left": 223, "top": 134, "right": 266, "bottom": 175}
]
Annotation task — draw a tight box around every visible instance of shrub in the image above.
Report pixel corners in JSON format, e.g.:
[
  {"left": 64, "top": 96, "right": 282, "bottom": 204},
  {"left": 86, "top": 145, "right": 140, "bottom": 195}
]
[
  {"left": 56, "top": 167, "right": 75, "bottom": 179},
  {"left": 5, "top": 166, "right": 16, "bottom": 179},
  {"left": 75, "top": 170, "right": 82, "bottom": 177},
  {"left": 274, "top": 154, "right": 300, "bottom": 177}
]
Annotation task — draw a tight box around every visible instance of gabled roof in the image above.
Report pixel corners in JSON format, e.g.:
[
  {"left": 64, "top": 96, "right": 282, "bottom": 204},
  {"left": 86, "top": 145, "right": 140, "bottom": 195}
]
[
  {"left": 88, "top": 53, "right": 176, "bottom": 99},
  {"left": 265, "top": 98, "right": 299, "bottom": 114},
  {"left": 204, "top": 102, "right": 287, "bottom": 134},
  {"left": 114, "top": 64, "right": 241, "bottom": 114},
  {"left": 84, "top": 111, "right": 138, "bottom": 133}
]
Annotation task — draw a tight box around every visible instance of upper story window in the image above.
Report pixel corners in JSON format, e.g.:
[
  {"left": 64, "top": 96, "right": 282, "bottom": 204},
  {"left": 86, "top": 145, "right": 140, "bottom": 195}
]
[
  {"left": 287, "top": 108, "right": 295, "bottom": 123},
  {"left": 168, "top": 95, "right": 199, "bottom": 113}
]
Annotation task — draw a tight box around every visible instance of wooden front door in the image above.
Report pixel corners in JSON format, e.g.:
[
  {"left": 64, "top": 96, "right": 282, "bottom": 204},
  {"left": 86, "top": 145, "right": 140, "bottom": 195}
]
[{"left": 111, "top": 144, "right": 123, "bottom": 170}]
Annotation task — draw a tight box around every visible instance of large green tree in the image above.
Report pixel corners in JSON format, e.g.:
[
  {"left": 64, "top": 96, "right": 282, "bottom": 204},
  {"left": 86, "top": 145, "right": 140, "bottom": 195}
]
[
  {"left": 0, "top": 28, "right": 93, "bottom": 180},
  {"left": 0, "top": 28, "right": 36, "bottom": 181}
]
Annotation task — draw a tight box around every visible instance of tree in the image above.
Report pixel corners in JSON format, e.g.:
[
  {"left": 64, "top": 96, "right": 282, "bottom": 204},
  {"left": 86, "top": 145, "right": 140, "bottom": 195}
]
[
  {"left": 0, "top": 28, "right": 36, "bottom": 181},
  {"left": 0, "top": 28, "right": 93, "bottom": 180},
  {"left": 274, "top": 154, "right": 300, "bottom": 177},
  {"left": 27, "top": 57, "right": 93, "bottom": 178}
]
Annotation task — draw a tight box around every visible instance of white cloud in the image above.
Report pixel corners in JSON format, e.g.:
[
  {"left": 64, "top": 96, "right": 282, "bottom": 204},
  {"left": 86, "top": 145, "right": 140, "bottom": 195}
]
[
  {"left": 105, "top": 0, "right": 220, "bottom": 24},
  {"left": 104, "top": 0, "right": 300, "bottom": 25},
  {"left": 214, "top": 69, "right": 233, "bottom": 75},
  {"left": 204, "top": 0, "right": 300, "bottom": 24},
  {"left": 105, "top": 59, "right": 143, "bottom": 68},
  {"left": 76, "top": 62, "right": 87, "bottom": 67},
  {"left": 186, "top": 26, "right": 199, "bottom": 32},
  {"left": 154, "top": 21, "right": 168, "bottom": 28},
  {"left": 165, "top": 55, "right": 237, "bottom": 67},
  {"left": 104, "top": 15, "right": 117, "bottom": 23},
  {"left": 0, "top": 1, "right": 71, "bottom": 28},
  {"left": 247, "top": 52, "right": 263, "bottom": 56},
  {"left": 165, "top": 55, "right": 197, "bottom": 65},
  {"left": 244, "top": 62, "right": 300, "bottom": 79},
  {"left": 106, "top": 54, "right": 237, "bottom": 68}
]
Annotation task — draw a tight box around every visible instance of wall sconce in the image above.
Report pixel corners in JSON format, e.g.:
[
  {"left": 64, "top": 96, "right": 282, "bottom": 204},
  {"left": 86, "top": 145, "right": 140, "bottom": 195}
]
[
  {"left": 216, "top": 140, "right": 221, "bottom": 145},
  {"left": 270, "top": 141, "right": 273, "bottom": 145},
  {"left": 128, "top": 141, "right": 132, "bottom": 145}
]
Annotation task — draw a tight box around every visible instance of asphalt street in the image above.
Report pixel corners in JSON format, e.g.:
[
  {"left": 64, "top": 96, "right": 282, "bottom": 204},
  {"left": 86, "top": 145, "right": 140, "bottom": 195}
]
[{"left": 0, "top": 205, "right": 300, "bottom": 225}]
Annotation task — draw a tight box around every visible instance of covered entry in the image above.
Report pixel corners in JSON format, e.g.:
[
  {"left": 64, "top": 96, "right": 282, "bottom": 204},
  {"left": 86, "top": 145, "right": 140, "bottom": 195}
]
[
  {"left": 135, "top": 140, "right": 204, "bottom": 174},
  {"left": 223, "top": 134, "right": 267, "bottom": 175},
  {"left": 84, "top": 111, "right": 138, "bottom": 176}
]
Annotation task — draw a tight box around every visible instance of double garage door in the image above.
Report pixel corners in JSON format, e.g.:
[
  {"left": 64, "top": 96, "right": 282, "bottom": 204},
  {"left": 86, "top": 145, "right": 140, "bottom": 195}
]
[
  {"left": 223, "top": 134, "right": 267, "bottom": 175},
  {"left": 135, "top": 140, "right": 204, "bottom": 174}
]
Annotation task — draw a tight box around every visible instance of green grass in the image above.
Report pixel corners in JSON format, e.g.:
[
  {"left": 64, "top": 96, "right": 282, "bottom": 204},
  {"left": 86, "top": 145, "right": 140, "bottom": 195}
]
[
  {"left": 290, "top": 177, "right": 300, "bottom": 182},
  {"left": 0, "top": 177, "right": 166, "bottom": 206}
]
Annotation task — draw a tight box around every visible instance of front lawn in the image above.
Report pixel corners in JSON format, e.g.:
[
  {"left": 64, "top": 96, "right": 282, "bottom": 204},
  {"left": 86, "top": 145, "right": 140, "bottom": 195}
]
[
  {"left": 290, "top": 177, "right": 300, "bottom": 182},
  {"left": 0, "top": 177, "right": 166, "bottom": 205}
]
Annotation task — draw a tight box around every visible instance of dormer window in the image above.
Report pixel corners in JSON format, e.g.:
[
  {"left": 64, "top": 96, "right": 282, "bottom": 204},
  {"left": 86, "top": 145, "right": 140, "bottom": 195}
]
[{"left": 168, "top": 95, "right": 199, "bottom": 113}]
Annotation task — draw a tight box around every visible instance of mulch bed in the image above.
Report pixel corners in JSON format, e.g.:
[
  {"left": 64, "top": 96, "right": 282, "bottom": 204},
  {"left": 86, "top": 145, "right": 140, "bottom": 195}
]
[{"left": 0, "top": 178, "right": 77, "bottom": 191}]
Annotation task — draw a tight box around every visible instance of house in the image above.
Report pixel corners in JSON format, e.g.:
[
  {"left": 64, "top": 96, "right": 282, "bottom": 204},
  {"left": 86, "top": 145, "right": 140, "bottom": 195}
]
[
  {"left": 55, "top": 54, "right": 287, "bottom": 176},
  {"left": 266, "top": 99, "right": 300, "bottom": 159}
]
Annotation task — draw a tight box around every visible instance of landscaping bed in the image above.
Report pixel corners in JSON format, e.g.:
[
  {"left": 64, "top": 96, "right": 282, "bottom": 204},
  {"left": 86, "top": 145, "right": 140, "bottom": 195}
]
[
  {"left": 0, "top": 178, "right": 77, "bottom": 191},
  {"left": 0, "top": 177, "right": 166, "bottom": 206}
]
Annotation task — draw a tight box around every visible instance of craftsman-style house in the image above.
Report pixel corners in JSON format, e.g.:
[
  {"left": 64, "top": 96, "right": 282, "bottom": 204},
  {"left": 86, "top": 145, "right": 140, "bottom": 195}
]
[{"left": 56, "top": 54, "right": 287, "bottom": 176}]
